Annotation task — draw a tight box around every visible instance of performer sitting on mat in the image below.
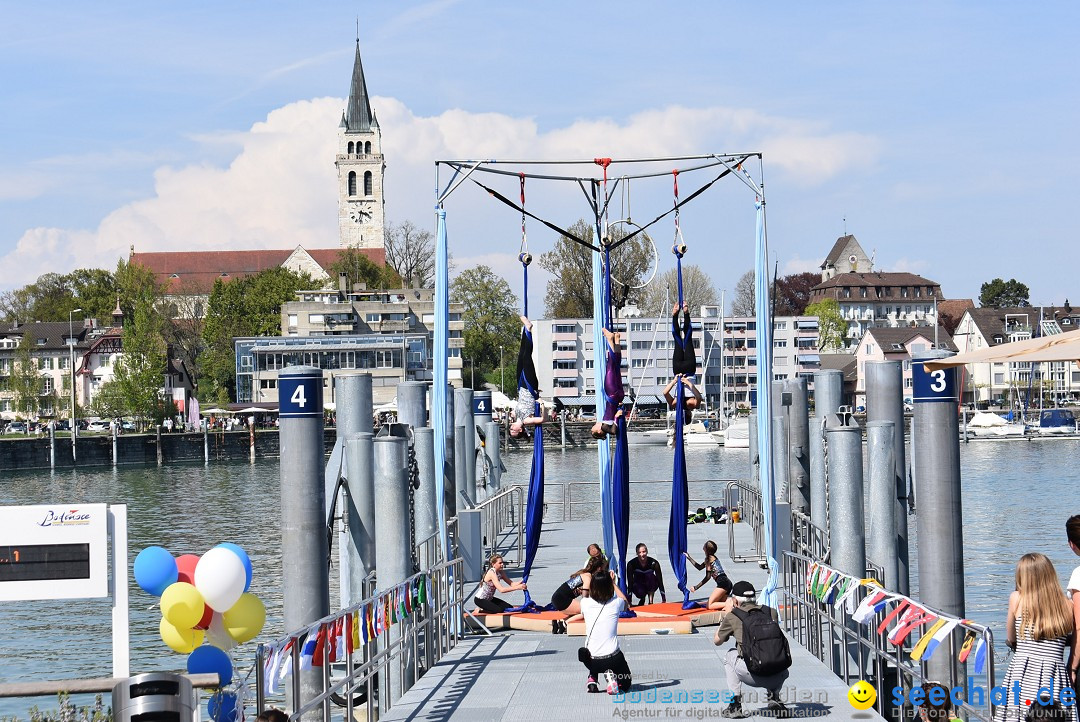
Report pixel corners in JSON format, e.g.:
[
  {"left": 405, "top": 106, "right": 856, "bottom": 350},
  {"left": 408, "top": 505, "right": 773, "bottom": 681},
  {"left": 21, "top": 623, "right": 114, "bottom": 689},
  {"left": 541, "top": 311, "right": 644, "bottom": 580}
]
[
  {"left": 510, "top": 315, "right": 546, "bottom": 438},
  {"left": 685, "top": 540, "right": 733, "bottom": 610},
  {"left": 550, "top": 557, "right": 607, "bottom": 633},
  {"left": 591, "top": 328, "right": 625, "bottom": 439},
  {"left": 473, "top": 554, "right": 527, "bottom": 614},
  {"left": 626, "top": 543, "right": 667, "bottom": 606}
]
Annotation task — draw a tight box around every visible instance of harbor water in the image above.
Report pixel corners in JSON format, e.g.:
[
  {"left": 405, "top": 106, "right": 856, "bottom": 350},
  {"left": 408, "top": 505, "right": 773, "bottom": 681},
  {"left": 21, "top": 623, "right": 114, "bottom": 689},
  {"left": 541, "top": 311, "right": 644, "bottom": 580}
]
[{"left": 0, "top": 439, "right": 1077, "bottom": 715}]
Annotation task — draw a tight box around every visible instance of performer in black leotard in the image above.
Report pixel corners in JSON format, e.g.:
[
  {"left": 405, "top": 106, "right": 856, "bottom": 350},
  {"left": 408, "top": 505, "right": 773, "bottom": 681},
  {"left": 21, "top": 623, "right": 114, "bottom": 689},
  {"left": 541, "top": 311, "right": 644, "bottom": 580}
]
[
  {"left": 626, "top": 543, "right": 667, "bottom": 606},
  {"left": 671, "top": 302, "right": 697, "bottom": 378},
  {"left": 685, "top": 540, "right": 733, "bottom": 610},
  {"left": 510, "top": 315, "right": 545, "bottom": 438}
]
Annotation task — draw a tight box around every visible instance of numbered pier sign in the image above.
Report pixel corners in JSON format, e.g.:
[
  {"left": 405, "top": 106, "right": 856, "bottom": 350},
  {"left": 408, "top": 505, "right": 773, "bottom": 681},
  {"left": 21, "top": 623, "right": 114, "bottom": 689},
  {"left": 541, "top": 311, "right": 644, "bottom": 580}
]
[
  {"left": 912, "top": 359, "right": 957, "bottom": 403},
  {"left": 279, "top": 370, "right": 324, "bottom": 418},
  {"left": 472, "top": 392, "right": 491, "bottom": 417}
]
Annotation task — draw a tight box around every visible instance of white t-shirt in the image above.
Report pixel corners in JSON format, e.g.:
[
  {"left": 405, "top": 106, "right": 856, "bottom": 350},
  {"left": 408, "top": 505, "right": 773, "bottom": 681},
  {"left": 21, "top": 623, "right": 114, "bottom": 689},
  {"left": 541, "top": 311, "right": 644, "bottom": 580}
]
[
  {"left": 581, "top": 596, "right": 624, "bottom": 657},
  {"left": 1067, "top": 566, "right": 1080, "bottom": 598}
]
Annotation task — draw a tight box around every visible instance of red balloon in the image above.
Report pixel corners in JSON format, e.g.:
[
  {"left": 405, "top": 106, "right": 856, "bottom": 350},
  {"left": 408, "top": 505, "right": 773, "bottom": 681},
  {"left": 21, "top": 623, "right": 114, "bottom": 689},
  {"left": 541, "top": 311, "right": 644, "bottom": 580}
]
[
  {"left": 176, "top": 554, "right": 200, "bottom": 585},
  {"left": 194, "top": 602, "right": 214, "bottom": 630}
]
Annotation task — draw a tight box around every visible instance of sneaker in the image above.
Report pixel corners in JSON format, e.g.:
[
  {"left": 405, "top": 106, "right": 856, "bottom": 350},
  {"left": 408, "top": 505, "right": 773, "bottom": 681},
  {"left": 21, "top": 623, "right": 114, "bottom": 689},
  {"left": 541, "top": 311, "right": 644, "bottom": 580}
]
[
  {"left": 551, "top": 619, "right": 559, "bottom": 634},
  {"left": 767, "top": 690, "right": 788, "bottom": 717},
  {"left": 559, "top": 620, "right": 568, "bottom": 634},
  {"left": 722, "top": 697, "right": 749, "bottom": 719},
  {"left": 604, "top": 670, "right": 619, "bottom": 695},
  {"left": 586, "top": 677, "right": 599, "bottom": 693}
]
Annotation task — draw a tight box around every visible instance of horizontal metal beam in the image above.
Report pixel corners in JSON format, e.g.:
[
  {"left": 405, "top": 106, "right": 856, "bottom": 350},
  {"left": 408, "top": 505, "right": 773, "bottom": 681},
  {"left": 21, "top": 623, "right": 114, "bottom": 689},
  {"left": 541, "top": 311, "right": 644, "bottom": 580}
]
[{"left": 0, "top": 673, "right": 220, "bottom": 698}]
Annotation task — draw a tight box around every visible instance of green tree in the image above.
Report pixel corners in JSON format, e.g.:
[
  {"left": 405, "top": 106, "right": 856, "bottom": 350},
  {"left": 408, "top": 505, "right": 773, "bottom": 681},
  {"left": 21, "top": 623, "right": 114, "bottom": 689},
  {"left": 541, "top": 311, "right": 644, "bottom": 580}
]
[
  {"left": 327, "top": 245, "right": 400, "bottom": 292},
  {"left": 805, "top": 298, "right": 848, "bottom": 351},
  {"left": 538, "top": 220, "right": 653, "bottom": 318},
  {"left": 0, "top": 268, "right": 118, "bottom": 324},
  {"left": 113, "top": 297, "right": 168, "bottom": 426},
  {"left": 450, "top": 265, "right": 520, "bottom": 391},
  {"left": 979, "top": 278, "right": 1030, "bottom": 308},
  {"left": 69, "top": 268, "right": 119, "bottom": 321},
  {"left": 10, "top": 332, "right": 42, "bottom": 418},
  {"left": 640, "top": 264, "right": 719, "bottom": 317}
]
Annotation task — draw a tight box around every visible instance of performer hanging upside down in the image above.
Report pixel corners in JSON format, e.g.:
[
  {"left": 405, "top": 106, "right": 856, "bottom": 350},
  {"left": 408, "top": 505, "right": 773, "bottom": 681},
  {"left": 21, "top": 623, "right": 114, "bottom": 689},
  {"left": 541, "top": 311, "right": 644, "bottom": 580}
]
[
  {"left": 510, "top": 316, "right": 546, "bottom": 438},
  {"left": 591, "top": 328, "right": 625, "bottom": 439},
  {"left": 671, "top": 302, "right": 697, "bottom": 378},
  {"left": 663, "top": 376, "right": 702, "bottom": 419},
  {"left": 685, "top": 540, "right": 734, "bottom": 610}
]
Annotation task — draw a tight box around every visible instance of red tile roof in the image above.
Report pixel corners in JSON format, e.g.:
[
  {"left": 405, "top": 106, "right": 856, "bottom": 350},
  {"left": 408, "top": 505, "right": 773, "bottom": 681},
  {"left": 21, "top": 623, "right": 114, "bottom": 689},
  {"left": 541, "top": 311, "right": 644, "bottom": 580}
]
[{"left": 130, "top": 246, "right": 386, "bottom": 294}]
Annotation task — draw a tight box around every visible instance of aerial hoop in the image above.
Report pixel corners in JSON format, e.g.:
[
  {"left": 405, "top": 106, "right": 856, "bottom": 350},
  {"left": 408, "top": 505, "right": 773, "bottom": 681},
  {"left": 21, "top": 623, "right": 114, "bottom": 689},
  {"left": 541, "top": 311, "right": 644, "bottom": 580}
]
[
  {"left": 518, "top": 252, "right": 532, "bottom": 266},
  {"left": 605, "top": 218, "right": 659, "bottom": 291}
]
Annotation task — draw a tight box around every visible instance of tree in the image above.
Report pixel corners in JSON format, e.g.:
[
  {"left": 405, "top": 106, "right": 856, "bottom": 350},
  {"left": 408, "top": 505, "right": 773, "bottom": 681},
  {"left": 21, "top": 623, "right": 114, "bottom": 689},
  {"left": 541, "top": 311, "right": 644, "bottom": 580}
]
[
  {"left": 112, "top": 295, "right": 168, "bottom": 426},
  {"left": 732, "top": 270, "right": 755, "bottom": 317},
  {"left": 538, "top": 220, "right": 653, "bottom": 318},
  {"left": 979, "top": 278, "right": 1030, "bottom": 308},
  {"left": 10, "top": 332, "right": 42, "bottom": 418},
  {"left": 938, "top": 311, "right": 960, "bottom": 337},
  {"left": 640, "top": 265, "right": 720, "bottom": 317},
  {"left": 450, "top": 265, "right": 520, "bottom": 390},
  {"left": 385, "top": 220, "right": 437, "bottom": 288},
  {"left": 806, "top": 298, "right": 848, "bottom": 351},
  {"left": 327, "top": 245, "right": 400, "bottom": 291},
  {"left": 773, "top": 272, "right": 820, "bottom": 316}
]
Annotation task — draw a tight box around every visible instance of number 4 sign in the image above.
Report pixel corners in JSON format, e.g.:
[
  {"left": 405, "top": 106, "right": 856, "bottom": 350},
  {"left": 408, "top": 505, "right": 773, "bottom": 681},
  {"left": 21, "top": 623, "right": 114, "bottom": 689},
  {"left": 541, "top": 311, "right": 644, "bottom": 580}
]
[
  {"left": 279, "top": 371, "right": 323, "bottom": 418},
  {"left": 912, "top": 360, "right": 956, "bottom": 403}
]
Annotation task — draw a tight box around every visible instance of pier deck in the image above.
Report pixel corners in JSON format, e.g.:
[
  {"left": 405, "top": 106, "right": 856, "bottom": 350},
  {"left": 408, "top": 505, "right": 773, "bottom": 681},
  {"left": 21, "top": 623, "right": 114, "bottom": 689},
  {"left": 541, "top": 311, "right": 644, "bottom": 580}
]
[{"left": 383, "top": 518, "right": 880, "bottom": 721}]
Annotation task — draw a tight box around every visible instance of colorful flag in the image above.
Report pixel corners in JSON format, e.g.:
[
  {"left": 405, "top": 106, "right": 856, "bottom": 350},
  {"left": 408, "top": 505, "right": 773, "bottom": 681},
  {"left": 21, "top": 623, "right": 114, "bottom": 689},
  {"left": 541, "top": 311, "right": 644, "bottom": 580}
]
[
  {"left": 920, "top": 619, "right": 959, "bottom": 661},
  {"left": 312, "top": 624, "right": 328, "bottom": 667},
  {"left": 299, "top": 627, "right": 318, "bottom": 671},
  {"left": 347, "top": 612, "right": 357, "bottom": 654}
]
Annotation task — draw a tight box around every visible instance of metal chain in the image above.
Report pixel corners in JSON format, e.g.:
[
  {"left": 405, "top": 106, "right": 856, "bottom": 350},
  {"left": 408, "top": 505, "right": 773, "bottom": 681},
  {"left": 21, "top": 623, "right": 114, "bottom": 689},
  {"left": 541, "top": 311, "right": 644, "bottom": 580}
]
[
  {"left": 408, "top": 436, "right": 420, "bottom": 573},
  {"left": 820, "top": 416, "right": 831, "bottom": 562}
]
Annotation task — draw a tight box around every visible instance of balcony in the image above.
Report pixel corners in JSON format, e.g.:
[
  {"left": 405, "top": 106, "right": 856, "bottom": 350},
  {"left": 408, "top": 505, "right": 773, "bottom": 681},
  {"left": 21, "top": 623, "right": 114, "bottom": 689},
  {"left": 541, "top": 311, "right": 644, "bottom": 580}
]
[
  {"left": 377, "top": 320, "right": 411, "bottom": 333},
  {"left": 553, "top": 367, "right": 578, "bottom": 379},
  {"left": 553, "top": 349, "right": 577, "bottom": 361}
]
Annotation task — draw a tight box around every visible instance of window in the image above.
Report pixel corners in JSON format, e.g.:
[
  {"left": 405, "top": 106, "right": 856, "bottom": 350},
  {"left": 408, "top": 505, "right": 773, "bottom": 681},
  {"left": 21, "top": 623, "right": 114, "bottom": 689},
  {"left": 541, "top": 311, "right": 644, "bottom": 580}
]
[
  {"left": 376, "top": 350, "right": 397, "bottom": 368},
  {"left": 631, "top": 358, "right": 653, "bottom": 369},
  {"left": 775, "top": 357, "right": 788, "bottom": 366},
  {"left": 904, "top": 378, "right": 913, "bottom": 388},
  {"left": 365, "top": 141, "right": 371, "bottom": 154},
  {"left": 584, "top": 359, "right": 594, "bottom": 370},
  {"left": 288, "top": 314, "right": 298, "bottom": 328},
  {"left": 553, "top": 324, "right": 576, "bottom": 334},
  {"left": 631, "top": 340, "right": 652, "bottom": 350},
  {"left": 773, "top": 322, "right": 787, "bottom": 331},
  {"left": 364, "top": 171, "right": 373, "bottom": 196},
  {"left": 553, "top": 360, "right": 576, "bottom": 370},
  {"left": 42, "top": 378, "right": 53, "bottom": 394},
  {"left": 348, "top": 171, "right": 357, "bottom": 196},
  {"left": 59, "top": 357, "right": 69, "bottom": 370},
  {"left": 366, "top": 313, "right": 380, "bottom": 323},
  {"left": 309, "top": 314, "right": 324, "bottom": 324},
  {"left": 994, "top": 373, "right": 1005, "bottom": 384},
  {"left": 554, "top": 379, "right": 577, "bottom": 388},
  {"left": 341, "top": 351, "right": 355, "bottom": 369},
  {"left": 630, "top": 322, "right": 653, "bottom": 332},
  {"left": 422, "top": 313, "right": 435, "bottom": 323},
  {"left": 348, "top": 141, "right": 354, "bottom": 154},
  {"left": 774, "top": 339, "right": 787, "bottom": 348}
]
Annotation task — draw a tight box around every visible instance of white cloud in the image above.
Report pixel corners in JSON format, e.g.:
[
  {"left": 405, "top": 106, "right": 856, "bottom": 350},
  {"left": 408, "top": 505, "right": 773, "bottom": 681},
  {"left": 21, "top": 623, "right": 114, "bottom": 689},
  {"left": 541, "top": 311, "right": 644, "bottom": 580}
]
[
  {"left": 0, "top": 97, "right": 878, "bottom": 289},
  {"left": 781, "top": 256, "right": 821, "bottom": 276}
]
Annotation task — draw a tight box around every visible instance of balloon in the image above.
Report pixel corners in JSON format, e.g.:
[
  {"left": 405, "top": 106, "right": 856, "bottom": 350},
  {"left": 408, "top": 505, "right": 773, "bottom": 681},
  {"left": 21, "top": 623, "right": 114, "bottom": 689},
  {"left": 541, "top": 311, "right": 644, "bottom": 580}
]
[
  {"left": 223, "top": 593, "right": 265, "bottom": 644},
  {"left": 194, "top": 547, "right": 246, "bottom": 612},
  {"left": 216, "top": 543, "right": 253, "bottom": 592},
  {"left": 160, "top": 617, "right": 204, "bottom": 654},
  {"left": 206, "top": 612, "right": 238, "bottom": 651},
  {"left": 187, "top": 644, "right": 233, "bottom": 687},
  {"left": 176, "top": 554, "right": 200, "bottom": 585},
  {"left": 161, "top": 582, "right": 205, "bottom": 630},
  {"left": 134, "top": 546, "right": 177, "bottom": 596},
  {"left": 207, "top": 691, "right": 239, "bottom": 722},
  {"left": 195, "top": 603, "right": 214, "bottom": 631}
]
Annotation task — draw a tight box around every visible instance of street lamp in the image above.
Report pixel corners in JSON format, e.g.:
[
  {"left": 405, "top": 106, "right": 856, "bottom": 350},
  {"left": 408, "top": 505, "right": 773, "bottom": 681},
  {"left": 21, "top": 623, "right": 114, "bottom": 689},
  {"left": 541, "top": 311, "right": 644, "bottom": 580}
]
[
  {"left": 68, "top": 308, "right": 82, "bottom": 461},
  {"left": 500, "top": 346, "right": 504, "bottom": 394}
]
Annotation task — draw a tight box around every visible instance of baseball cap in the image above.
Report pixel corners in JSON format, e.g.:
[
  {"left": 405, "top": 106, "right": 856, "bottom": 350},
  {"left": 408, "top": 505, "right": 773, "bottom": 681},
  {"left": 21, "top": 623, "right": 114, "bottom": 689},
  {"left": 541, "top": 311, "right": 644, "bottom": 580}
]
[{"left": 731, "top": 581, "right": 756, "bottom": 601}]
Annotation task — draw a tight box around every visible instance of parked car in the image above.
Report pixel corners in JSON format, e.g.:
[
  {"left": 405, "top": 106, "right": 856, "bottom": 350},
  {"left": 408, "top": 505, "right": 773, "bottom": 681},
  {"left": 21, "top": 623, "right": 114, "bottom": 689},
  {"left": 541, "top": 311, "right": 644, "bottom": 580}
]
[
  {"left": 85, "top": 420, "right": 109, "bottom": 433},
  {"left": 4, "top": 422, "right": 28, "bottom": 435}
]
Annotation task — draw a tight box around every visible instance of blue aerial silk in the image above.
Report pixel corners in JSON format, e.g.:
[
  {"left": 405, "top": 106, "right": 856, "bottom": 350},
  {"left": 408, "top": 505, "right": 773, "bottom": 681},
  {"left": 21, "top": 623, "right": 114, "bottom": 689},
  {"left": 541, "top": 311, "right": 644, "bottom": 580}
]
[
  {"left": 668, "top": 382, "right": 693, "bottom": 608},
  {"left": 510, "top": 399, "right": 545, "bottom": 611},
  {"left": 593, "top": 237, "right": 614, "bottom": 558},
  {"left": 752, "top": 198, "right": 779, "bottom": 608},
  {"left": 433, "top": 208, "right": 450, "bottom": 562}
]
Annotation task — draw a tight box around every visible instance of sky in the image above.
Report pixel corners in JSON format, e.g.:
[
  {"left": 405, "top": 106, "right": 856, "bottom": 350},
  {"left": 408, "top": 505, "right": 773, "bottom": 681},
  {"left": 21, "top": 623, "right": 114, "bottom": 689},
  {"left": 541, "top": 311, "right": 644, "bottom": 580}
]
[{"left": 2, "top": 1, "right": 1078, "bottom": 311}]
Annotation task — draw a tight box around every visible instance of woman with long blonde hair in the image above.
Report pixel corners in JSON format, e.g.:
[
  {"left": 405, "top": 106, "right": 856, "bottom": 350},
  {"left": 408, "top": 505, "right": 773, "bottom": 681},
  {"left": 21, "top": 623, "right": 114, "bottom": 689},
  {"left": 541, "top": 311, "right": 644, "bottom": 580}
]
[{"left": 993, "top": 553, "right": 1076, "bottom": 722}]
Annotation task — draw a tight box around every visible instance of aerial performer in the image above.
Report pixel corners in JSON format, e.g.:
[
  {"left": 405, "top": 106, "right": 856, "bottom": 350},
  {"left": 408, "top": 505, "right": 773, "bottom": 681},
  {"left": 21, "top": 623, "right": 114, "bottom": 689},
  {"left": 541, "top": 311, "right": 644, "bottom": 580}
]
[
  {"left": 591, "top": 327, "right": 625, "bottom": 439},
  {"left": 509, "top": 315, "right": 546, "bottom": 439},
  {"left": 685, "top": 540, "right": 733, "bottom": 610},
  {"left": 663, "top": 302, "right": 703, "bottom": 420}
]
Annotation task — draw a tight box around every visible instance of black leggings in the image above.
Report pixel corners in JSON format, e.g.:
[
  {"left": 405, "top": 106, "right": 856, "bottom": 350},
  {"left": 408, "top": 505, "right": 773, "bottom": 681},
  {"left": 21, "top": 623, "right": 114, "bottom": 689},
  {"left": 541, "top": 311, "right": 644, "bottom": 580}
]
[
  {"left": 584, "top": 649, "right": 633, "bottom": 692},
  {"left": 671, "top": 310, "right": 696, "bottom": 377},
  {"left": 516, "top": 328, "right": 539, "bottom": 392},
  {"left": 474, "top": 596, "right": 513, "bottom": 614}
]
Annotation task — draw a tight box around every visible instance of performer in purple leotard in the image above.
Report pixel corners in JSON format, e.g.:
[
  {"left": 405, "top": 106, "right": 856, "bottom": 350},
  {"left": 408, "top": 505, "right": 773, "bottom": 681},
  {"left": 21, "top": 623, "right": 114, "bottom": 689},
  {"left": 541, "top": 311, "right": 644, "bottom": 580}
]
[{"left": 591, "top": 327, "right": 624, "bottom": 439}]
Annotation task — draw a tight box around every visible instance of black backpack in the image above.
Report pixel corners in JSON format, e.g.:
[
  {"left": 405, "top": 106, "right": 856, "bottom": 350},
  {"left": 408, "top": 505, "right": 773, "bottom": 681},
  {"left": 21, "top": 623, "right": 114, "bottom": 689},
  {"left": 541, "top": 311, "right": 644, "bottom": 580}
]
[{"left": 732, "top": 606, "right": 791, "bottom": 676}]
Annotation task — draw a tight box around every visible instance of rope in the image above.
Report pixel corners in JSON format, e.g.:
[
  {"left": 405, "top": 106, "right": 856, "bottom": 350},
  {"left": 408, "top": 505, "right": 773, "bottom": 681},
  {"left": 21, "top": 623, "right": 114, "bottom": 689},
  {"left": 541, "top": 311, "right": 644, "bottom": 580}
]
[
  {"left": 518, "top": 174, "right": 531, "bottom": 319},
  {"left": 671, "top": 170, "right": 687, "bottom": 305}
]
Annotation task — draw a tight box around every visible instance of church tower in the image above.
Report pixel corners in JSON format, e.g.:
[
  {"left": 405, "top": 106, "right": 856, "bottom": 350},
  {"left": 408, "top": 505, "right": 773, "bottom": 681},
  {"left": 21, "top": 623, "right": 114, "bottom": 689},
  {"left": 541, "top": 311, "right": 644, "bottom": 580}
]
[{"left": 336, "top": 40, "right": 385, "bottom": 250}]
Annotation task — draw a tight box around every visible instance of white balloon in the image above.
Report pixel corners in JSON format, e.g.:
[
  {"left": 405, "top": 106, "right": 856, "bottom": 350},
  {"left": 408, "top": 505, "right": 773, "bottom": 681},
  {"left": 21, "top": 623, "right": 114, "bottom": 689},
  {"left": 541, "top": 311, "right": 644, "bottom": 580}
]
[
  {"left": 194, "top": 547, "right": 246, "bottom": 612},
  {"left": 206, "top": 611, "right": 238, "bottom": 651}
]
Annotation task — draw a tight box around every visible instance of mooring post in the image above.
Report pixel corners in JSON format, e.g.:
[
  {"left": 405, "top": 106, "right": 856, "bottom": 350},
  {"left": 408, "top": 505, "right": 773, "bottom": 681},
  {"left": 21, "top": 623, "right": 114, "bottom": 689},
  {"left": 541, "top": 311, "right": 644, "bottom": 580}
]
[
  {"left": 484, "top": 420, "right": 502, "bottom": 494},
  {"left": 397, "top": 381, "right": 428, "bottom": 430},
  {"left": 49, "top": 423, "right": 56, "bottom": 470},
  {"left": 345, "top": 433, "right": 376, "bottom": 601},
  {"left": 277, "top": 366, "right": 330, "bottom": 712},
  {"left": 202, "top": 419, "right": 209, "bottom": 464},
  {"left": 810, "top": 369, "right": 843, "bottom": 528},
  {"left": 157, "top": 424, "right": 163, "bottom": 466},
  {"left": 865, "top": 360, "right": 910, "bottom": 595},
  {"left": 336, "top": 374, "right": 370, "bottom": 610},
  {"left": 112, "top": 421, "right": 118, "bottom": 467},
  {"left": 454, "top": 389, "right": 476, "bottom": 506},
  {"left": 825, "top": 414, "right": 866, "bottom": 580},
  {"left": 866, "top": 420, "right": 898, "bottom": 590},
  {"left": 912, "top": 351, "right": 965, "bottom": 686},
  {"left": 413, "top": 427, "right": 437, "bottom": 569},
  {"left": 785, "top": 378, "right": 811, "bottom": 514}
]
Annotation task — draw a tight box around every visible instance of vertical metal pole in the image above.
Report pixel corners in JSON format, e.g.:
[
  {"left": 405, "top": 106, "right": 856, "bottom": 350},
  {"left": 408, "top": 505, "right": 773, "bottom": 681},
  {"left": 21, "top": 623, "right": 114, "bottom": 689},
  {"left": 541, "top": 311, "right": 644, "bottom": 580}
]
[
  {"left": 810, "top": 369, "right": 843, "bottom": 527},
  {"left": 49, "top": 424, "right": 55, "bottom": 470},
  {"left": 277, "top": 366, "right": 330, "bottom": 713},
  {"left": 345, "top": 433, "right": 376, "bottom": 601},
  {"left": 397, "top": 381, "right": 428, "bottom": 430},
  {"left": 109, "top": 504, "right": 130, "bottom": 678},
  {"left": 785, "top": 378, "right": 811, "bottom": 513},
  {"left": 484, "top": 421, "right": 502, "bottom": 493},
  {"left": 374, "top": 436, "right": 414, "bottom": 711},
  {"left": 337, "top": 373, "right": 372, "bottom": 609},
  {"left": 866, "top": 420, "right": 898, "bottom": 590},
  {"left": 413, "top": 428, "right": 437, "bottom": 568},
  {"left": 748, "top": 410, "right": 759, "bottom": 485},
  {"left": 772, "top": 414, "right": 789, "bottom": 503},
  {"left": 203, "top": 419, "right": 209, "bottom": 464},
  {"left": 112, "top": 421, "right": 118, "bottom": 467},
  {"left": 455, "top": 424, "right": 470, "bottom": 509},
  {"left": 248, "top": 416, "right": 255, "bottom": 463},
  {"left": 560, "top": 410, "right": 566, "bottom": 448},
  {"left": 156, "top": 424, "right": 163, "bottom": 466},
  {"left": 912, "top": 352, "right": 964, "bottom": 686},
  {"left": 825, "top": 417, "right": 865, "bottom": 578},
  {"left": 865, "top": 361, "right": 910, "bottom": 595},
  {"left": 455, "top": 389, "right": 476, "bottom": 504}
]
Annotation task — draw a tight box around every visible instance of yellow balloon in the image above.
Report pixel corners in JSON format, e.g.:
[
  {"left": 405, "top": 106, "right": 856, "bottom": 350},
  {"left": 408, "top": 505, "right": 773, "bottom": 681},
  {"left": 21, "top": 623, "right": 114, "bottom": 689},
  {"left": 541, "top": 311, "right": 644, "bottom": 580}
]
[
  {"left": 222, "top": 593, "right": 266, "bottom": 644},
  {"left": 160, "top": 617, "right": 204, "bottom": 654},
  {"left": 161, "top": 582, "right": 205, "bottom": 630}
]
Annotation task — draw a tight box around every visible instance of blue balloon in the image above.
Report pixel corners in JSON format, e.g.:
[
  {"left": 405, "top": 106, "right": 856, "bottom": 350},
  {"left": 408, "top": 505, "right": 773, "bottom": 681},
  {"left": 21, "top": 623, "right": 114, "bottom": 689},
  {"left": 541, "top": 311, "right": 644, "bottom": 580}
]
[
  {"left": 187, "top": 645, "right": 233, "bottom": 687},
  {"left": 133, "top": 546, "right": 177, "bottom": 597},
  {"left": 207, "top": 691, "right": 239, "bottom": 722},
  {"left": 216, "top": 543, "right": 253, "bottom": 592}
]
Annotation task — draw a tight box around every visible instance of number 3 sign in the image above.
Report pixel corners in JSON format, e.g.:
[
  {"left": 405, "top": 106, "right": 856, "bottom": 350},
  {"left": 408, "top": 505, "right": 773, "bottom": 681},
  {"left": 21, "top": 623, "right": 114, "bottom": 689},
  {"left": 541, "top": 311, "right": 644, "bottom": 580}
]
[{"left": 911, "top": 360, "right": 956, "bottom": 403}]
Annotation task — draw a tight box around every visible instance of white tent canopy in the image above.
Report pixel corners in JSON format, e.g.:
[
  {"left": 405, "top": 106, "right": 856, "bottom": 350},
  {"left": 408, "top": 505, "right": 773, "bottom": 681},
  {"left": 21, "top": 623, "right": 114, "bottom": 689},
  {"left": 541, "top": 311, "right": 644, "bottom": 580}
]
[{"left": 925, "top": 328, "right": 1080, "bottom": 370}]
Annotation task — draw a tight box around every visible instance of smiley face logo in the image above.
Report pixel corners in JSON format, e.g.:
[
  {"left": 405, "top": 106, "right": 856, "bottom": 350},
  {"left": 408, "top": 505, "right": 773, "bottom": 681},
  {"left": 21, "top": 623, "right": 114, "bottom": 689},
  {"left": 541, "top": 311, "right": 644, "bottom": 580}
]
[{"left": 848, "top": 680, "right": 877, "bottom": 710}]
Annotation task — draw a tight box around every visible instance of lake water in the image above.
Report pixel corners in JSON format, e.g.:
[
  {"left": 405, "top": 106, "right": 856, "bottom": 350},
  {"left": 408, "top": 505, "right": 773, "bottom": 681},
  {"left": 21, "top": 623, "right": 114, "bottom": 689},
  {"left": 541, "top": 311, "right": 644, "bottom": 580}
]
[{"left": 0, "top": 439, "right": 1077, "bottom": 715}]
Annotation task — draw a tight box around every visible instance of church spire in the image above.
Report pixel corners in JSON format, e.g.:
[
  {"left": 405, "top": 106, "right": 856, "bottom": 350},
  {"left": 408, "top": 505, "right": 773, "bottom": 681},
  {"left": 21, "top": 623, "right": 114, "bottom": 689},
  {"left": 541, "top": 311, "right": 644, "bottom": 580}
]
[{"left": 345, "top": 40, "right": 378, "bottom": 132}]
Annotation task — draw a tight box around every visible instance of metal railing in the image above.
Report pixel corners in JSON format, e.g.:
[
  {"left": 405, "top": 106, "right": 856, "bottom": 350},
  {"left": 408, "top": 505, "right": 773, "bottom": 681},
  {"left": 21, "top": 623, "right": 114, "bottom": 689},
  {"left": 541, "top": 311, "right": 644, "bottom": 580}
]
[
  {"left": 725, "top": 480, "right": 766, "bottom": 563},
  {"left": 791, "top": 508, "right": 829, "bottom": 562},
  {"left": 555, "top": 478, "right": 737, "bottom": 522},
  {"left": 254, "top": 557, "right": 464, "bottom": 722},
  {"left": 782, "top": 551, "right": 996, "bottom": 722},
  {"left": 415, "top": 485, "right": 524, "bottom": 569}
]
